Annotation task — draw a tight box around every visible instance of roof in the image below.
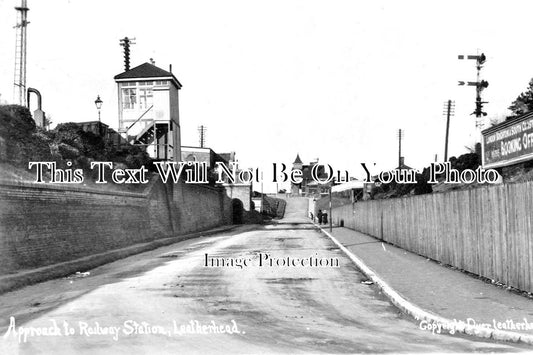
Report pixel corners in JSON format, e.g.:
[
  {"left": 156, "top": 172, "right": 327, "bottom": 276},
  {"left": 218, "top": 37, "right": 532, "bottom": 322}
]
[
  {"left": 398, "top": 163, "right": 413, "bottom": 170},
  {"left": 69, "top": 121, "right": 109, "bottom": 127},
  {"left": 293, "top": 154, "right": 303, "bottom": 164},
  {"left": 181, "top": 146, "right": 212, "bottom": 152},
  {"left": 482, "top": 111, "right": 533, "bottom": 135},
  {"left": 218, "top": 152, "right": 235, "bottom": 162},
  {"left": 331, "top": 180, "right": 366, "bottom": 193},
  {"left": 114, "top": 63, "right": 182, "bottom": 88}
]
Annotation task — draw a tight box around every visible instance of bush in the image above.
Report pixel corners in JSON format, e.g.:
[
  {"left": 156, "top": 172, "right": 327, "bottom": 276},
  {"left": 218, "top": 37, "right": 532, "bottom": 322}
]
[
  {"left": 123, "top": 146, "right": 152, "bottom": 169},
  {"left": 0, "top": 107, "right": 155, "bottom": 184},
  {"left": 449, "top": 153, "right": 481, "bottom": 171},
  {"left": 0, "top": 105, "right": 36, "bottom": 141},
  {"left": 0, "top": 105, "right": 55, "bottom": 165}
]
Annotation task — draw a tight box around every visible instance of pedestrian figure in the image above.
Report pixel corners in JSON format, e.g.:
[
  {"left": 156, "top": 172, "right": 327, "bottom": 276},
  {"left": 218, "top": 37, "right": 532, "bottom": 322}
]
[
  {"left": 322, "top": 212, "right": 328, "bottom": 225},
  {"left": 317, "top": 209, "right": 323, "bottom": 224}
]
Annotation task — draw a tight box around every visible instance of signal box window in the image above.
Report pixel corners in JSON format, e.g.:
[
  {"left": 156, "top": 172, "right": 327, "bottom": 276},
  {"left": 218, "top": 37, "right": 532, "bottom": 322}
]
[
  {"left": 122, "top": 88, "right": 137, "bottom": 109},
  {"left": 139, "top": 88, "right": 153, "bottom": 110}
]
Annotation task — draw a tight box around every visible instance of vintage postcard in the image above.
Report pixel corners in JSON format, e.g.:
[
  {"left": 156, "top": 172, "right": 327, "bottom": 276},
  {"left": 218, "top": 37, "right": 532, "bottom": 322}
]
[{"left": 0, "top": 0, "right": 532, "bottom": 354}]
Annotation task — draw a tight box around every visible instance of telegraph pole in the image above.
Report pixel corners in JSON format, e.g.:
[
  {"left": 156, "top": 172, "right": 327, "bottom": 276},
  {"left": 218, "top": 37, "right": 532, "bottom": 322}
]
[
  {"left": 119, "top": 37, "right": 136, "bottom": 71},
  {"left": 198, "top": 125, "right": 207, "bottom": 147},
  {"left": 443, "top": 100, "right": 455, "bottom": 161},
  {"left": 329, "top": 185, "right": 332, "bottom": 233},
  {"left": 397, "top": 129, "right": 404, "bottom": 167},
  {"left": 261, "top": 172, "right": 264, "bottom": 214}
]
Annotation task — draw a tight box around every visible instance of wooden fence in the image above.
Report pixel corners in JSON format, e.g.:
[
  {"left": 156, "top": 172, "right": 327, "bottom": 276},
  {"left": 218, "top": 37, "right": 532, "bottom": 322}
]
[{"left": 331, "top": 182, "right": 533, "bottom": 293}]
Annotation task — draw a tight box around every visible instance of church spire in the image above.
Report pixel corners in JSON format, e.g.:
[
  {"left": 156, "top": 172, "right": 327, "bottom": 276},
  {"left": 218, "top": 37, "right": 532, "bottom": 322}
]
[{"left": 293, "top": 153, "right": 303, "bottom": 165}]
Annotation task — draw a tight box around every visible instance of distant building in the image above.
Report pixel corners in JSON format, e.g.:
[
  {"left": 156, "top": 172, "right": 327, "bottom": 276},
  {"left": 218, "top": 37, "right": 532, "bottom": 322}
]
[
  {"left": 331, "top": 179, "right": 373, "bottom": 202},
  {"left": 372, "top": 157, "right": 413, "bottom": 182},
  {"left": 61, "top": 121, "right": 129, "bottom": 147},
  {"left": 180, "top": 146, "right": 239, "bottom": 184},
  {"left": 181, "top": 146, "right": 235, "bottom": 168},
  {"left": 114, "top": 62, "right": 182, "bottom": 161},
  {"left": 290, "top": 154, "right": 329, "bottom": 196},
  {"left": 76, "top": 121, "right": 109, "bottom": 137}
]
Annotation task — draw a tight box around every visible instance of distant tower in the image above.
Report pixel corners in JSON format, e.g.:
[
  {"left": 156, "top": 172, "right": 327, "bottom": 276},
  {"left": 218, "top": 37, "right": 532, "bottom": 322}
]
[
  {"left": 291, "top": 153, "right": 303, "bottom": 195},
  {"left": 13, "top": 0, "right": 29, "bottom": 106},
  {"left": 293, "top": 153, "right": 303, "bottom": 171}
]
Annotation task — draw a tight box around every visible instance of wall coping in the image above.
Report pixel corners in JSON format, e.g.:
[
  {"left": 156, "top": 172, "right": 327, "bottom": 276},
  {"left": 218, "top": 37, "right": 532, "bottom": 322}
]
[{"left": 0, "top": 176, "right": 158, "bottom": 198}]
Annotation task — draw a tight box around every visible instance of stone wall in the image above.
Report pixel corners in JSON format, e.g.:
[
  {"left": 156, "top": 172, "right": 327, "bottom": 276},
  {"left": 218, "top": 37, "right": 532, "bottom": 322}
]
[{"left": 222, "top": 183, "right": 252, "bottom": 211}]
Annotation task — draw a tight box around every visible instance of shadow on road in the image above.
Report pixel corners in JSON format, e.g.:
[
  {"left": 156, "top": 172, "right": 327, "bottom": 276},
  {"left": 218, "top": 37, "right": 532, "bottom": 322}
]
[{"left": 0, "top": 225, "right": 256, "bottom": 332}]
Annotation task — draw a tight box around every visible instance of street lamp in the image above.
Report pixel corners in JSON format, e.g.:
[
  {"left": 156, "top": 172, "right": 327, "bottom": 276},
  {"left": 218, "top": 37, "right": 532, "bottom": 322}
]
[{"left": 94, "top": 95, "right": 103, "bottom": 136}]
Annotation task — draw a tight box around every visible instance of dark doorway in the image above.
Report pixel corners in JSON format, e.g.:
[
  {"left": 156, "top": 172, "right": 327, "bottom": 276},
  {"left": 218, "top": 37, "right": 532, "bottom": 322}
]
[{"left": 232, "top": 199, "right": 244, "bottom": 224}]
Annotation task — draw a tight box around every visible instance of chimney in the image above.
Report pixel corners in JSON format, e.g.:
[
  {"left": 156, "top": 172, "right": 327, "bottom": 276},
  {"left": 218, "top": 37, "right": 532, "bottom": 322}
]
[{"left": 169, "top": 64, "right": 172, "bottom": 73}]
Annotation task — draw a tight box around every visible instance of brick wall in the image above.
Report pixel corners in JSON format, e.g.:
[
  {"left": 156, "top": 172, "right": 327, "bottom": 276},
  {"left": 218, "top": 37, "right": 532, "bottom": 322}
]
[
  {"left": 171, "top": 182, "right": 233, "bottom": 233},
  {"left": 0, "top": 176, "right": 233, "bottom": 275}
]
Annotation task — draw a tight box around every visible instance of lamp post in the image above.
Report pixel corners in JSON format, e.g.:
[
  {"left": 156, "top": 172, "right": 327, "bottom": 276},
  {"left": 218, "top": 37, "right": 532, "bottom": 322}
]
[{"left": 94, "top": 95, "right": 103, "bottom": 136}]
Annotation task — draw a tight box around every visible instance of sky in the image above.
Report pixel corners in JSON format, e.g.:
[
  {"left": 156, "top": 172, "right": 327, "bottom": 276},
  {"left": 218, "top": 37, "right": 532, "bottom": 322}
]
[{"left": 1, "top": 0, "right": 533, "bottom": 191}]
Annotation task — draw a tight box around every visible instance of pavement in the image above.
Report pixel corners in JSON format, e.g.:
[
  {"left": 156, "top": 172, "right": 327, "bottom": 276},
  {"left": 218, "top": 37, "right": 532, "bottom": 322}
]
[{"left": 315, "top": 222, "right": 533, "bottom": 344}]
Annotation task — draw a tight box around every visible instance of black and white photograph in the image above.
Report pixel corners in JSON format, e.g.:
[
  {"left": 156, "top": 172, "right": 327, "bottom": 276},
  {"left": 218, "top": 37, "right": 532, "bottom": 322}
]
[{"left": 1, "top": 0, "right": 533, "bottom": 353}]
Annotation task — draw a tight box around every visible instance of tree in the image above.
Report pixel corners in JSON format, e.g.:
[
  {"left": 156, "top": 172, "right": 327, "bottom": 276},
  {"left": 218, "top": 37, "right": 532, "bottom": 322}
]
[
  {"left": 44, "top": 114, "right": 53, "bottom": 129},
  {"left": 508, "top": 78, "right": 533, "bottom": 117}
]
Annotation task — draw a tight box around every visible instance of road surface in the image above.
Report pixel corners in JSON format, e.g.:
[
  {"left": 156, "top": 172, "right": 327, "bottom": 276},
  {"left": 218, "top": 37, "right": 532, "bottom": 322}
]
[{"left": 0, "top": 198, "right": 529, "bottom": 354}]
